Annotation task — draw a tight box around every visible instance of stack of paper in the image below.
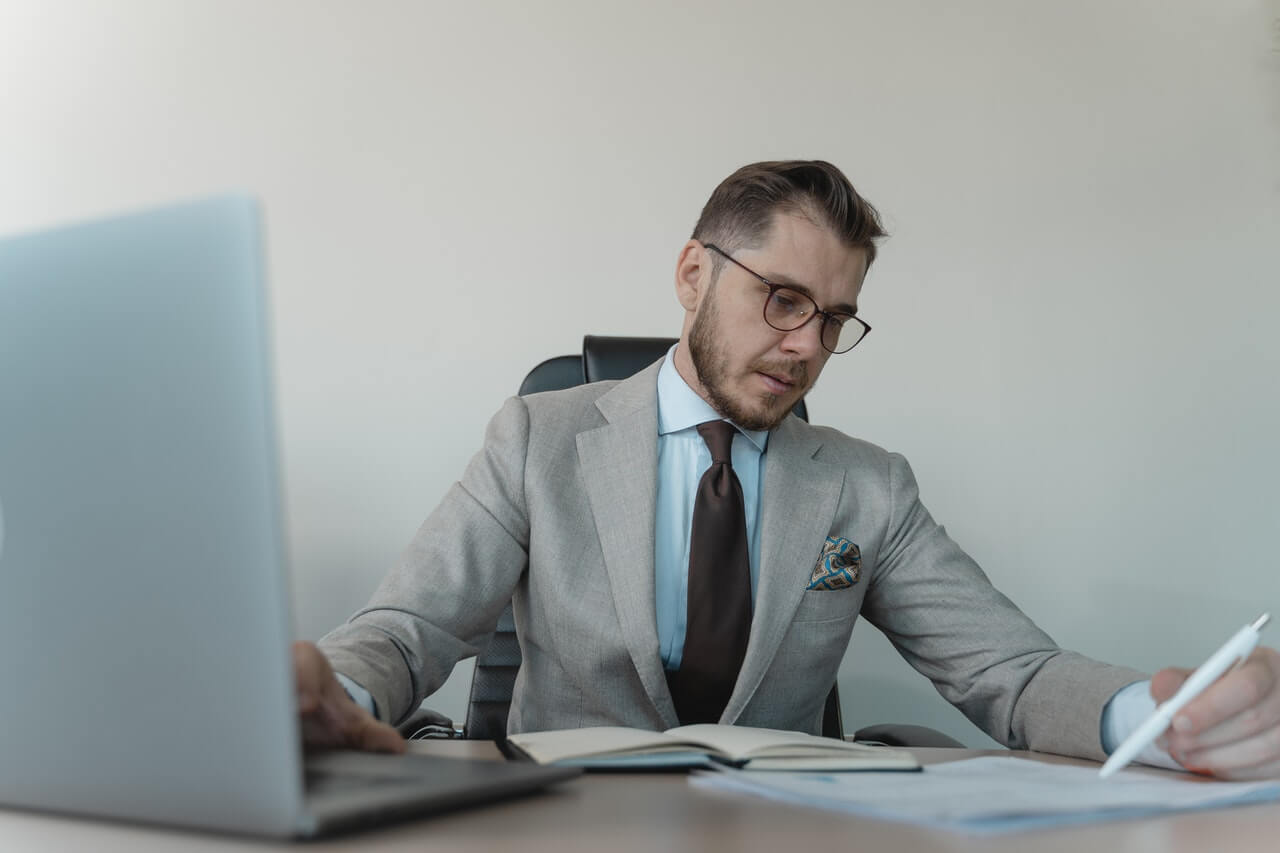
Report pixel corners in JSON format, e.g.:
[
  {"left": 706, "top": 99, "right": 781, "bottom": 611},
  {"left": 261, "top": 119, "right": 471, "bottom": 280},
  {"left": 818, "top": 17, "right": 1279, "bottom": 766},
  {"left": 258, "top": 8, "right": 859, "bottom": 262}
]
[{"left": 691, "top": 756, "right": 1280, "bottom": 833}]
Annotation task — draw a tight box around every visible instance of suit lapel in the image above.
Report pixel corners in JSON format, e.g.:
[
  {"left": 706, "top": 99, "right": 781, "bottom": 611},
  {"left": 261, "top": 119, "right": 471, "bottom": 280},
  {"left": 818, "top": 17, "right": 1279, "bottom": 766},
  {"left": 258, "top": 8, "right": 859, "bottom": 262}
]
[
  {"left": 575, "top": 361, "right": 674, "bottom": 723},
  {"left": 723, "top": 414, "right": 844, "bottom": 722}
]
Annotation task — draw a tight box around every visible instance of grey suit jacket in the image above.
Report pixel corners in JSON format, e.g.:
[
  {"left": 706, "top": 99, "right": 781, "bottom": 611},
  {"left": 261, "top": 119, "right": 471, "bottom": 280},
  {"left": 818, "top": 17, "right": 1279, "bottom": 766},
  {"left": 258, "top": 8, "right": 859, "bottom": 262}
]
[{"left": 320, "top": 360, "right": 1144, "bottom": 760}]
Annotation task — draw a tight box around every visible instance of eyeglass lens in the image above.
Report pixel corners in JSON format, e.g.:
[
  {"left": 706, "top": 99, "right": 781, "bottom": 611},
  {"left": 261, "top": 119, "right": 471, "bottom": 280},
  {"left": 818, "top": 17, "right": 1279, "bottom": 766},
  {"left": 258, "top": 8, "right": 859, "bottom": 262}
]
[{"left": 764, "top": 287, "right": 863, "bottom": 353}]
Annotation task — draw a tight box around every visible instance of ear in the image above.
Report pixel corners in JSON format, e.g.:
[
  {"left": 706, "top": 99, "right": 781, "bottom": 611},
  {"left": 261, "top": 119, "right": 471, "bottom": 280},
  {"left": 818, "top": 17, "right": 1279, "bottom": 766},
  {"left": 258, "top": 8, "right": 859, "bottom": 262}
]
[{"left": 674, "top": 240, "right": 710, "bottom": 312}]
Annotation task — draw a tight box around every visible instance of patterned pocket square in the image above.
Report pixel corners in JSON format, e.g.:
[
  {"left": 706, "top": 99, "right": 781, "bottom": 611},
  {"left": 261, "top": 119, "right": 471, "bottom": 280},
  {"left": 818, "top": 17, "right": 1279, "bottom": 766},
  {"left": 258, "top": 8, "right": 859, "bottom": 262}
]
[{"left": 807, "top": 536, "right": 862, "bottom": 590}]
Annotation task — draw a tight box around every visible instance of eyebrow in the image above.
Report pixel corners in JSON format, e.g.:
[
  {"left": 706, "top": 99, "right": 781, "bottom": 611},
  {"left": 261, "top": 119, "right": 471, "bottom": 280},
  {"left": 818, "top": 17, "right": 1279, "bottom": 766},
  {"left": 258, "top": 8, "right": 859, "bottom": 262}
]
[{"left": 761, "top": 272, "right": 858, "bottom": 316}]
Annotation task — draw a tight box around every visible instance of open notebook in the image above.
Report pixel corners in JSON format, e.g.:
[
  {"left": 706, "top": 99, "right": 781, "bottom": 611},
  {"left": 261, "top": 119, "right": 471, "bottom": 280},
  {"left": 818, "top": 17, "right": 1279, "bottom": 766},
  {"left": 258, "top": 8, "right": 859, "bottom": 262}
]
[{"left": 506, "top": 724, "right": 920, "bottom": 771}]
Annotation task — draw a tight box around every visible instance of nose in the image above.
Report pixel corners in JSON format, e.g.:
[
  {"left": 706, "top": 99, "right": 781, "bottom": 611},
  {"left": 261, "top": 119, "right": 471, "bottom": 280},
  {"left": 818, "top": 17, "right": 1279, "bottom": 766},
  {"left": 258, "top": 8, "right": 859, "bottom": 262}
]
[{"left": 778, "top": 315, "right": 825, "bottom": 360}]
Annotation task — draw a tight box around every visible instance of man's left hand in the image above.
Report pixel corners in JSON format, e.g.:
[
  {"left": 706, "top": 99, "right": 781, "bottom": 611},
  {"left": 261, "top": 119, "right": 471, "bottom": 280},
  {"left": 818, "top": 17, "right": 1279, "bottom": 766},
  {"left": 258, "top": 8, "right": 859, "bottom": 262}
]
[{"left": 1154, "top": 645, "right": 1280, "bottom": 780}]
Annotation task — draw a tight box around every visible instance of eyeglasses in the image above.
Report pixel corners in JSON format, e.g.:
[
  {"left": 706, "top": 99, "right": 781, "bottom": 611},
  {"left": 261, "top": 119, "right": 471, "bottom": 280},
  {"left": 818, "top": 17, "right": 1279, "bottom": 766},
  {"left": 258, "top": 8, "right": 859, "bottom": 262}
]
[{"left": 703, "top": 244, "right": 871, "bottom": 354}]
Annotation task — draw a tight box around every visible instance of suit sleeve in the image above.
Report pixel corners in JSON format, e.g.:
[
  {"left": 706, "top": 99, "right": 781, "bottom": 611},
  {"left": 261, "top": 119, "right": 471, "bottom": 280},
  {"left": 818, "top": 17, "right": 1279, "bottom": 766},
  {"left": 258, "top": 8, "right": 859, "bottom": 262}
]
[
  {"left": 318, "top": 395, "right": 532, "bottom": 725},
  {"left": 860, "top": 452, "right": 1146, "bottom": 760}
]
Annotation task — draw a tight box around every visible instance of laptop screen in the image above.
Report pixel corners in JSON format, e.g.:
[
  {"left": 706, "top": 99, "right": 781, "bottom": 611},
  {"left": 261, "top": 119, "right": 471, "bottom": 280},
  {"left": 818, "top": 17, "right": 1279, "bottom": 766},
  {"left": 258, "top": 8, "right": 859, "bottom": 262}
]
[{"left": 0, "top": 197, "right": 306, "bottom": 835}]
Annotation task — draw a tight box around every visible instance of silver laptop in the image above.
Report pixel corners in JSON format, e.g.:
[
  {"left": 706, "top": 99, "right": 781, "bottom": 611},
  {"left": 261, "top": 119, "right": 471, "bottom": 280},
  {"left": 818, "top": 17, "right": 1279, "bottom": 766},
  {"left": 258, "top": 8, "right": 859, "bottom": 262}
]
[{"left": 0, "top": 197, "right": 577, "bottom": 838}]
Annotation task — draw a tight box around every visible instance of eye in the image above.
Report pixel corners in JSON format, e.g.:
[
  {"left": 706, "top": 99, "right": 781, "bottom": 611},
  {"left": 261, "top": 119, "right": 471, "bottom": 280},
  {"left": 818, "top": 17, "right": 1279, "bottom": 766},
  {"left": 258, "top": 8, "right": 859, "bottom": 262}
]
[
  {"left": 771, "top": 289, "right": 802, "bottom": 313},
  {"left": 826, "top": 314, "right": 848, "bottom": 329}
]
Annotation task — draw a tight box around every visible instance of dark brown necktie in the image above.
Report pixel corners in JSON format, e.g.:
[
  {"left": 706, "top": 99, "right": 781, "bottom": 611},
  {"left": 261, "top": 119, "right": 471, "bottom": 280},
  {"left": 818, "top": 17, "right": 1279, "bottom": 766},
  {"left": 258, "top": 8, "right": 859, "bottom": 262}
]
[{"left": 666, "top": 420, "right": 753, "bottom": 724}]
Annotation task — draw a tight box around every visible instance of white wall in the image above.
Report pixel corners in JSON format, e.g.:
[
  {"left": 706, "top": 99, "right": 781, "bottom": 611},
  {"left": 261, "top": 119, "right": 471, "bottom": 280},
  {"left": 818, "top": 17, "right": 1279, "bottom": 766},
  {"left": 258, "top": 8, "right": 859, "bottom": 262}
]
[{"left": 2, "top": 0, "right": 1276, "bottom": 747}]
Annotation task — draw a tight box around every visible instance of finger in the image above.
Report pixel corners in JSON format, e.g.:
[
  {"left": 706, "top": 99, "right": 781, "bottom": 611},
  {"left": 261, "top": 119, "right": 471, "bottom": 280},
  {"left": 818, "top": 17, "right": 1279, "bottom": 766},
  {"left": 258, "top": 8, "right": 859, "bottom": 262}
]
[
  {"left": 1175, "top": 724, "right": 1280, "bottom": 778},
  {"left": 327, "top": 686, "right": 406, "bottom": 754},
  {"left": 353, "top": 717, "right": 408, "bottom": 754},
  {"left": 1168, "top": 688, "right": 1280, "bottom": 752},
  {"left": 299, "top": 690, "right": 358, "bottom": 749},
  {"left": 298, "top": 695, "right": 348, "bottom": 749},
  {"left": 299, "top": 711, "right": 346, "bottom": 749},
  {"left": 1167, "top": 650, "right": 1279, "bottom": 738},
  {"left": 1150, "top": 667, "right": 1193, "bottom": 705},
  {"left": 1176, "top": 738, "right": 1280, "bottom": 781}
]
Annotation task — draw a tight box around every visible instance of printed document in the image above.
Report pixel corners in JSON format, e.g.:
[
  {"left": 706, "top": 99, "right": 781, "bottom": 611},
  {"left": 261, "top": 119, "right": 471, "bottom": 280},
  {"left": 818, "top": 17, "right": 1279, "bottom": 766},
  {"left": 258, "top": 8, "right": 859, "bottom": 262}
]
[{"left": 691, "top": 755, "right": 1280, "bottom": 833}]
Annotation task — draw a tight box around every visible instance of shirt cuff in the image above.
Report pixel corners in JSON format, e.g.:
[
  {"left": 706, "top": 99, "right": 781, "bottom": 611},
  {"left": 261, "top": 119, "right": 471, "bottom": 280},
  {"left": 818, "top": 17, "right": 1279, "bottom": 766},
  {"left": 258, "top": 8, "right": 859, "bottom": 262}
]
[
  {"left": 334, "top": 672, "right": 379, "bottom": 720},
  {"left": 1101, "top": 680, "right": 1184, "bottom": 771}
]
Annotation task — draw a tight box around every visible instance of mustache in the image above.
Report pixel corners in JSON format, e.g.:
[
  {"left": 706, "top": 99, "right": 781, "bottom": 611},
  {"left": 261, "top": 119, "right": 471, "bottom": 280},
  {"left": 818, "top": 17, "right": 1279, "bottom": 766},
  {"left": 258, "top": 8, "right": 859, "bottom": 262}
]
[{"left": 752, "top": 359, "right": 808, "bottom": 386}]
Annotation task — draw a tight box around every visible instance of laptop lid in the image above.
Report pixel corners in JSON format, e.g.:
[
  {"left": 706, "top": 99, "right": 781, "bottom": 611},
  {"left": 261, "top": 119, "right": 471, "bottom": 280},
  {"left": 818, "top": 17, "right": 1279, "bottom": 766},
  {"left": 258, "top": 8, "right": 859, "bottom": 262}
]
[{"left": 0, "top": 197, "right": 306, "bottom": 836}]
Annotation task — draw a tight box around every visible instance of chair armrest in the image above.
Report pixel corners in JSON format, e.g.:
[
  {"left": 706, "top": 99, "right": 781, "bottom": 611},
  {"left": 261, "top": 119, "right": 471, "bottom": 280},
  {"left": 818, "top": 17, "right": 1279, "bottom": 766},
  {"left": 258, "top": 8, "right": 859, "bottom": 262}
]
[
  {"left": 852, "top": 723, "right": 966, "bottom": 748},
  {"left": 397, "top": 707, "right": 463, "bottom": 740}
]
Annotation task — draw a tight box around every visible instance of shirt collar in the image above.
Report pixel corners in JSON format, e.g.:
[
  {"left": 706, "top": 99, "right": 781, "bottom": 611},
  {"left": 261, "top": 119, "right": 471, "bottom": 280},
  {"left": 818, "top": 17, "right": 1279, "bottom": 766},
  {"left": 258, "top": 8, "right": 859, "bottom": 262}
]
[{"left": 656, "top": 344, "right": 769, "bottom": 453}]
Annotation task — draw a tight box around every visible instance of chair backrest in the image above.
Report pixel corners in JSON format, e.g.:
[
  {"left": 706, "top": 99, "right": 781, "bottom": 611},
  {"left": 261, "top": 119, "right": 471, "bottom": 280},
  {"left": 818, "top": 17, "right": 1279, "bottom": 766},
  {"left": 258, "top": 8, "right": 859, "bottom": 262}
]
[
  {"left": 464, "top": 335, "right": 839, "bottom": 738},
  {"left": 516, "top": 335, "right": 809, "bottom": 420}
]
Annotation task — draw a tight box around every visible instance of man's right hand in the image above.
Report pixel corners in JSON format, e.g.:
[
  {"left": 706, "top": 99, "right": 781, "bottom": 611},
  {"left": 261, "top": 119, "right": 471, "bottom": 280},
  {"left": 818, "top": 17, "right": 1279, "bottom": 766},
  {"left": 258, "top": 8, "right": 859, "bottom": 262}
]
[{"left": 292, "top": 641, "right": 407, "bottom": 754}]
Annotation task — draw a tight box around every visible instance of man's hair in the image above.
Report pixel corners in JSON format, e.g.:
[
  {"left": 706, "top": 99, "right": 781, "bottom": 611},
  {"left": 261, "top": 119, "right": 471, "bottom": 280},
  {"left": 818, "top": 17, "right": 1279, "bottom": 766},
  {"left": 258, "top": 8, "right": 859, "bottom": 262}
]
[{"left": 691, "top": 160, "right": 887, "bottom": 273}]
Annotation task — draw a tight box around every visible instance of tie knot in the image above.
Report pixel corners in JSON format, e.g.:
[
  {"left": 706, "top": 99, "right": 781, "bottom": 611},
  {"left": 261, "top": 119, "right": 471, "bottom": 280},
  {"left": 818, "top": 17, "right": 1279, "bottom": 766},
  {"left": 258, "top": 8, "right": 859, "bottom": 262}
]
[{"left": 696, "top": 420, "right": 736, "bottom": 463}]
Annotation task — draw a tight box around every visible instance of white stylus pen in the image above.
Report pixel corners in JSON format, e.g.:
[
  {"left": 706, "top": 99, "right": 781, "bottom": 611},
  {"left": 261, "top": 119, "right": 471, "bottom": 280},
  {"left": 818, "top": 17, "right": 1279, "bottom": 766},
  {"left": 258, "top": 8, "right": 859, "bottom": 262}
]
[{"left": 1098, "top": 613, "right": 1271, "bottom": 779}]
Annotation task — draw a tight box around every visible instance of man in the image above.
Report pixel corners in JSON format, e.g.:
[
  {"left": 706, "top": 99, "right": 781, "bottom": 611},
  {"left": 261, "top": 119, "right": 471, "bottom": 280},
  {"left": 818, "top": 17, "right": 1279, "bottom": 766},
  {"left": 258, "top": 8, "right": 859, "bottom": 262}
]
[{"left": 295, "top": 161, "right": 1280, "bottom": 779}]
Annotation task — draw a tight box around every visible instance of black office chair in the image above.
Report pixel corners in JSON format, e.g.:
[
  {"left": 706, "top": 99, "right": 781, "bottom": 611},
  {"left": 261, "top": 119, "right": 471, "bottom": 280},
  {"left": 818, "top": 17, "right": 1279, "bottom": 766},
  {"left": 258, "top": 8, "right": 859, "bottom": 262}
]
[{"left": 402, "top": 336, "right": 963, "bottom": 749}]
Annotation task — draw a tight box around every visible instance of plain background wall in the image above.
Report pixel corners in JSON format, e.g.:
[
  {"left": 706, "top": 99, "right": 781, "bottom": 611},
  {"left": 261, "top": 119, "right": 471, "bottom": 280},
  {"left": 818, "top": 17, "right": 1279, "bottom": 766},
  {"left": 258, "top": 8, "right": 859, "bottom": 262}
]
[{"left": 2, "top": 0, "right": 1277, "bottom": 747}]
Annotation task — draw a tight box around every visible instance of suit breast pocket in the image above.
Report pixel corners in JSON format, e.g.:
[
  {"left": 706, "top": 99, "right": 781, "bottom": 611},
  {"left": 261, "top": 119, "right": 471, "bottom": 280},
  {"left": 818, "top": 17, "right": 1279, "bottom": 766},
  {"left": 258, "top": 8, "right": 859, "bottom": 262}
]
[{"left": 791, "top": 584, "right": 862, "bottom": 624}]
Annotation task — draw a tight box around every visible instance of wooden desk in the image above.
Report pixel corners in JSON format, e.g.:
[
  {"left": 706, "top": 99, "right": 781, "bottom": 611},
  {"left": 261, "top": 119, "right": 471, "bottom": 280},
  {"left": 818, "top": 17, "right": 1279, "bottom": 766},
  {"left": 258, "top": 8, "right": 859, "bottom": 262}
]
[{"left": 2, "top": 742, "right": 1277, "bottom": 851}]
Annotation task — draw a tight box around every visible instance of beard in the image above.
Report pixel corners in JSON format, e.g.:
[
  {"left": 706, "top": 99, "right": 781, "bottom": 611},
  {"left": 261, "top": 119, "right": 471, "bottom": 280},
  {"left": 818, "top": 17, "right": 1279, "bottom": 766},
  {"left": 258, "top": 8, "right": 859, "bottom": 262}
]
[{"left": 687, "top": 281, "right": 811, "bottom": 431}]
